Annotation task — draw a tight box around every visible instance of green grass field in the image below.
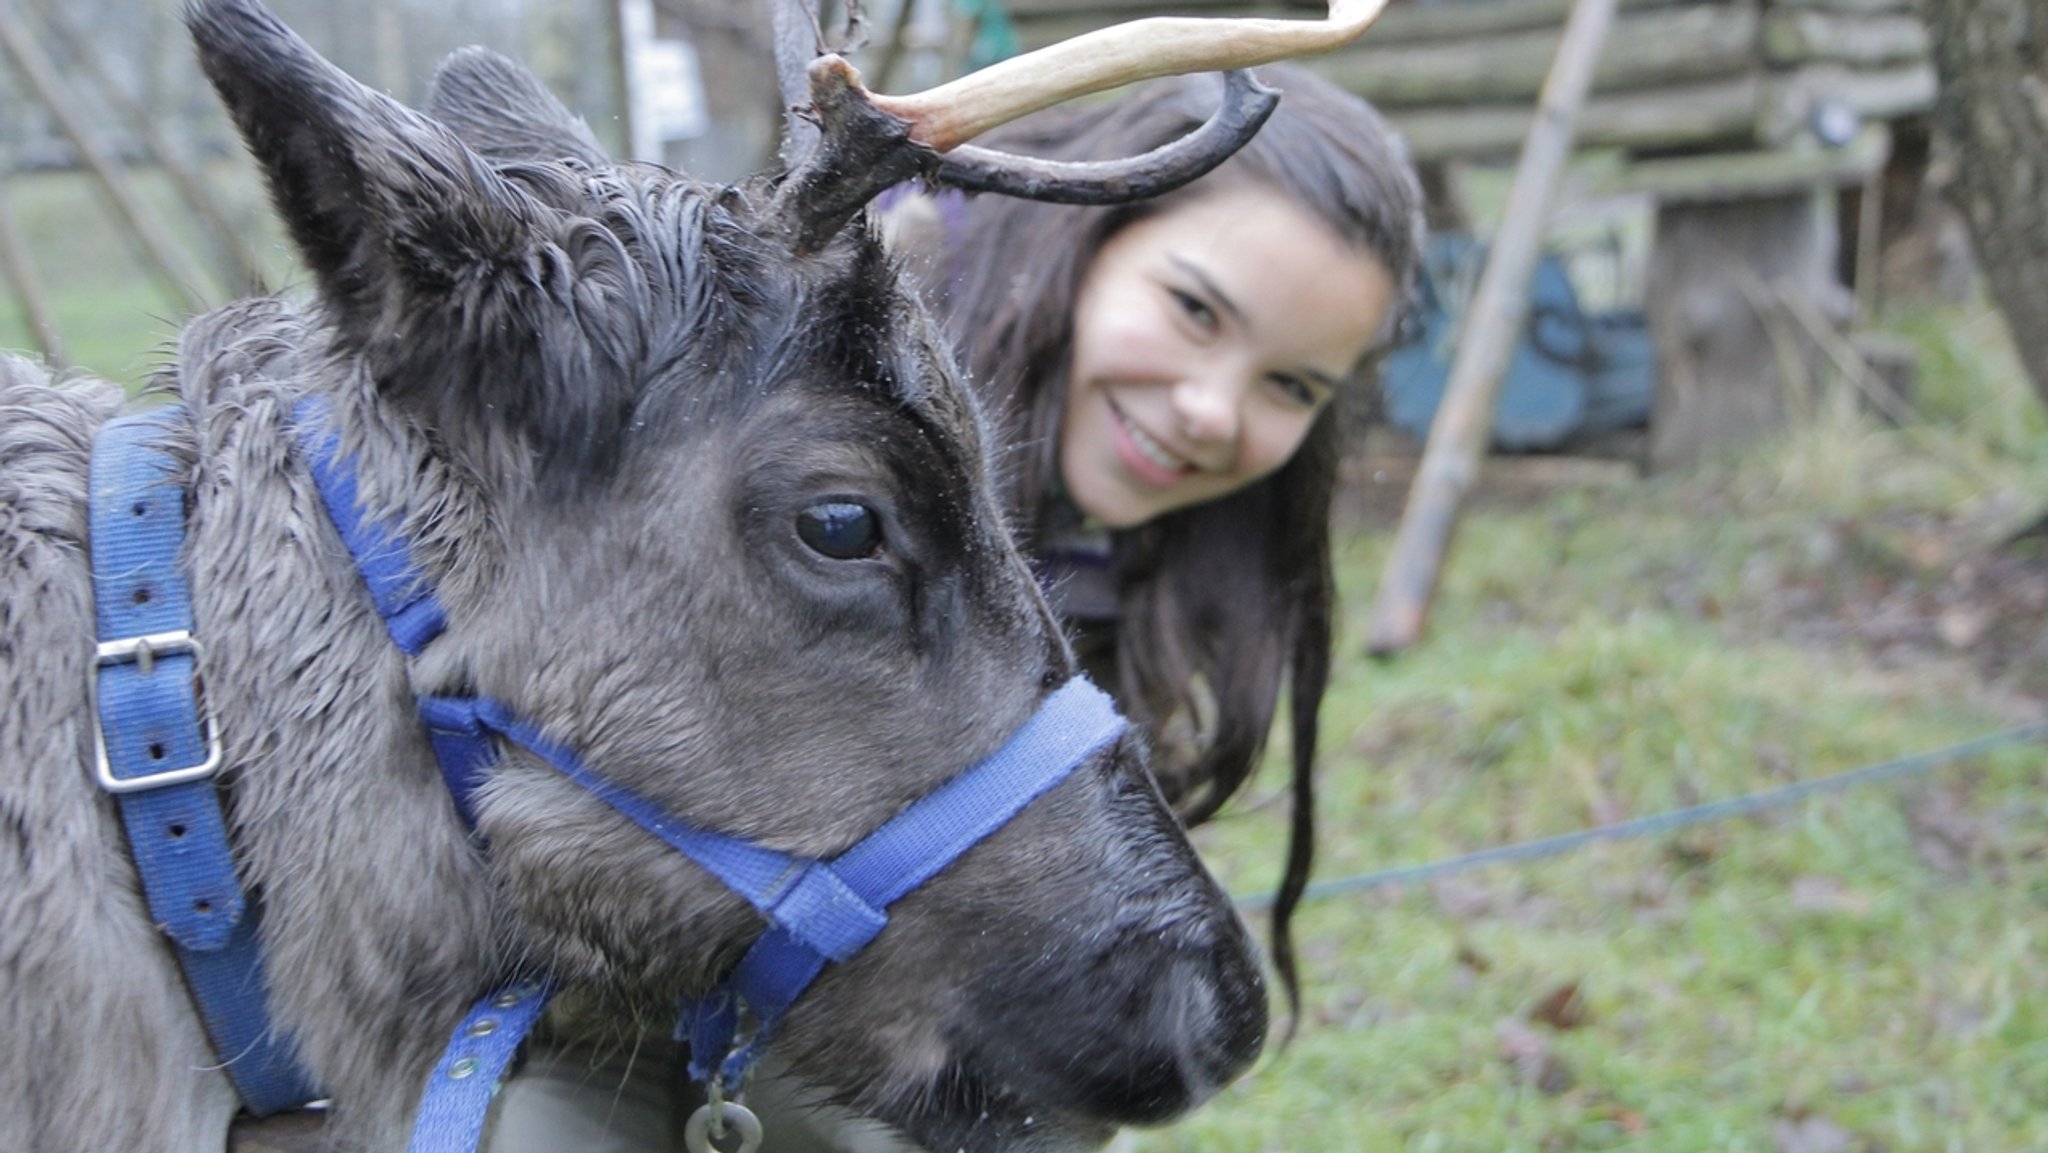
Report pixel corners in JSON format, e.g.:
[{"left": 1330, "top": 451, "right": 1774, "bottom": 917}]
[
  {"left": 1144, "top": 305, "right": 2048, "bottom": 1152},
  {"left": 6, "top": 166, "right": 2045, "bottom": 1152},
  {"left": 0, "top": 162, "right": 288, "bottom": 387}
]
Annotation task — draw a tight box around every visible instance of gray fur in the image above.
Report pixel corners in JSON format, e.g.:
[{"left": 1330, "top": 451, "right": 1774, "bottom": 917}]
[{"left": 0, "top": 2, "right": 1264, "bottom": 1151}]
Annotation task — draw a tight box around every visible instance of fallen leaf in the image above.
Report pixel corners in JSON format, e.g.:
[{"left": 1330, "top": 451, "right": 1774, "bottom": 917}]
[
  {"left": 1607, "top": 1106, "right": 1647, "bottom": 1134},
  {"left": 1772, "top": 1111, "right": 1854, "bottom": 1153},
  {"left": 1664, "top": 831, "right": 1724, "bottom": 869},
  {"left": 1495, "top": 1017, "right": 1574, "bottom": 1095},
  {"left": 1789, "top": 874, "right": 1873, "bottom": 915},
  {"left": 1937, "top": 602, "right": 1992, "bottom": 648},
  {"left": 1529, "top": 980, "right": 1590, "bottom": 1030},
  {"left": 1901, "top": 532, "right": 1948, "bottom": 569}
]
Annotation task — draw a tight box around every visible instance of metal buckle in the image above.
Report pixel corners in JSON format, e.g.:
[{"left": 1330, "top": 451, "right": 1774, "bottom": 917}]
[{"left": 92, "top": 629, "right": 225, "bottom": 794}]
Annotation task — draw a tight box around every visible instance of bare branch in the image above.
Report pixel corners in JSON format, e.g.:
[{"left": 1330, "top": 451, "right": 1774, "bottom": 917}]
[{"left": 771, "top": 0, "right": 827, "bottom": 165}]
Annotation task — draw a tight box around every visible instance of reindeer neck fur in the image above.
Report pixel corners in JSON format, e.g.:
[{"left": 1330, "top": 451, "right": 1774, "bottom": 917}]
[{"left": 145, "top": 298, "right": 511, "bottom": 1146}]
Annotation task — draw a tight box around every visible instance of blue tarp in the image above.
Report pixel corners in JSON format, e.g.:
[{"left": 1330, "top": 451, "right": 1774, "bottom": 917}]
[{"left": 1382, "top": 233, "right": 1656, "bottom": 450}]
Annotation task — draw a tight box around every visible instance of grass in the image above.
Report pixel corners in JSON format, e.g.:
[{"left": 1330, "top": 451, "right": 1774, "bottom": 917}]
[
  {"left": 1138, "top": 299, "right": 2048, "bottom": 1152},
  {"left": 6, "top": 164, "right": 2046, "bottom": 1153},
  {"left": 0, "top": 162, "right": 289, "bottom": 387}
]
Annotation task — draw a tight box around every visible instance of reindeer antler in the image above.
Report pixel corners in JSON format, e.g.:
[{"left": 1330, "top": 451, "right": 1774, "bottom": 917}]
[
  {"left": 771, "top": 0, "right": 1390, "bottom": 253},
  {"left": 874, "top": 0, "right": 1387, "bottom": 153},
  {"left": 933, "top": 68, "right": 1281, "bottom": 205}
]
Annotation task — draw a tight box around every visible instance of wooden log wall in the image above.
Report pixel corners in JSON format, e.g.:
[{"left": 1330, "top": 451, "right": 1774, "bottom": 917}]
[
  {"left": 997, "top": 0, "right": 1937, "bottom": 166},
  {"left": 980, "top": 0, "right": 1947, "bottom": 474}
]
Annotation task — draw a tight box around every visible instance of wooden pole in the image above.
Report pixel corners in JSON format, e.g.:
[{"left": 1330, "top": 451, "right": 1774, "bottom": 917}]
[
  {"left": 35, "top": 1, "right": 270, "bottom": 295},
  {"left": 0, "top": 4, "right": 219, "bottom": 316},
  {"left": 871, "top": 0, "right": 924, "bottom": 94},
  {"left": 1363, "top": 0, "right": 1619, "bottom": 655},
  {"left": 0, "top": 171, "right": 67, "bottom": 367}
]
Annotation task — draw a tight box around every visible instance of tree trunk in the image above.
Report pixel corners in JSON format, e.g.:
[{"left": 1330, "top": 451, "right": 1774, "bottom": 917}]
[{"left": 1924, "top": 0, "right": 2048, "bottom": 404}]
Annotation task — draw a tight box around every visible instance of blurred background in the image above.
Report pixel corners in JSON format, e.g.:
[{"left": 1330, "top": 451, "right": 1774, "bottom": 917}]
[{"left": 3, "top": 2, "right": 2044, "bottom": 1150}]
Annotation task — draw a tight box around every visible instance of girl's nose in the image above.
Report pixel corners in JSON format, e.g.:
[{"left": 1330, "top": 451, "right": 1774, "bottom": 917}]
[{"left": 1171, "top": 371, "right": 1244, "bottom": 460}]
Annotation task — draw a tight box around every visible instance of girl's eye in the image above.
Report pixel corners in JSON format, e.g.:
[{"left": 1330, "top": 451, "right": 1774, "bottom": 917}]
[
  {"left": 796, "top": 501, "right": 881, "bottom": 560},
  {"left": 1268, "top": 373, "right": 1324, "bottom": 409},
  {"left": 1169, "top": 288, "right": 1218, "bottom": 331}
]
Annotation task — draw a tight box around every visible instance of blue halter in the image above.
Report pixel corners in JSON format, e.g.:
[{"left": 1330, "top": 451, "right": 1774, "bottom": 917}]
[
  {"left": 87, "top": 407, "right": 320, "bottom": 1116},
  {"left": 289, "top": 399, "right": 1127, "bottom": 1151}
]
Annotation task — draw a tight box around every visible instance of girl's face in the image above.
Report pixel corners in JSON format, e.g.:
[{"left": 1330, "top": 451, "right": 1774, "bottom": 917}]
[{"left": 1059, "top": 185, "right": 1397, "bottom": 529}]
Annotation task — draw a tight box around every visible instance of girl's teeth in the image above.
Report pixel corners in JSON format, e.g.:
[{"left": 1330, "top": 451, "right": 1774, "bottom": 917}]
[{"left": 1125, "top": 416, "right": 1185, "bottom": 472}]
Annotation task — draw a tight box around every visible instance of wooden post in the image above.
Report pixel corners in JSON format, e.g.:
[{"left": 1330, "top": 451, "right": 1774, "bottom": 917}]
[
  {"left": 0, "top": 171, "right": 67, "bottom": 368},
  {"left": 1363, "top": 0, "right": 1619, "bottom": 655},
  {"left": 0, "top": 4, "right": 219, "bottom": 316},
  {"left": 871, "top": 0, "right": 925, "bottom": 94},
  {"left": 35, "top": 1, "right": 270, "bottom": 295}
]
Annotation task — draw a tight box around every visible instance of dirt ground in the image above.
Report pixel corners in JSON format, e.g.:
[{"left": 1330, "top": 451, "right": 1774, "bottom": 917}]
[
  {"left": 1747, "top": 512, "right": 2048, "bottom": 710},
  {"left": 1337, "top": 430, "right": 2048, "bottom": 715}
]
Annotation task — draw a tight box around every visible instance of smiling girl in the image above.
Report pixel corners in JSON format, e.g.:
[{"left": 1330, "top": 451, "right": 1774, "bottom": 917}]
[{"left": 899, "top": 62, "right": 1426, "bottom": 1007}]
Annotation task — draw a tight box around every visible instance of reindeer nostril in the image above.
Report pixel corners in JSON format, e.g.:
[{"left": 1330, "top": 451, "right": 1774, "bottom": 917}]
[{"left": 971, "top": 895, "right": 1266, "bottom": 1128}]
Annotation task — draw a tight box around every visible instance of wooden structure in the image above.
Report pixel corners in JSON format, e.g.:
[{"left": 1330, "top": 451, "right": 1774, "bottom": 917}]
[
  {"left": 1007, "top": 0, "right": 1931, "bottom": 162},
  {"left": 989, "top": 0, "right": 1940, "bottom": 471},
  {"left": 1367, "top": 0, "right": 1620, "bottom": 653}
]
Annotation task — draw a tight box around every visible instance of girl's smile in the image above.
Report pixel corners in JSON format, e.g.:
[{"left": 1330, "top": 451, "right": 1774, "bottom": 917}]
[
  {"left": 1059, "top": 184, "right": 1398, "bottom": 528},
  {"left": 1107, "top": 396, "right": 1200, "bottom": 484}
]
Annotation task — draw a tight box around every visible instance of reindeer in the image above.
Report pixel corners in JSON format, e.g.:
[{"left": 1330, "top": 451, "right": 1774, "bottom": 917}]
[{"left": 0, "top": 1, "right": 1384, "bottom": 1150}]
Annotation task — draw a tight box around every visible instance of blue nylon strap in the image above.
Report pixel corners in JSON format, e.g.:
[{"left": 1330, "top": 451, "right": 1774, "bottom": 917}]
[
  {"left": 688, "top": 678, "right": 1127, "bottom": 1084},
  {"left": 406, "top": 979, "right": 557, "bottom": 1153},
  {"left": 820, "top": 678, "right": 1123, "bottom": 907},
  {"left": 417, "top": 696, "right": 502, "bottom": 831},
  {"left": 417, "top": 696, "right": 893, "bottom": 959},
  {"left": 682, "top": 988, "right": 743, "bottom": 1086},
  {"left": 89, "top": 407, "right": 319, "bottom": 1116},
  {"left": 292, "top": 395, "right": 1133, "bottom": 1125},
  {"left": 292, "top": 398, "right": 448, "bottom": 656},
  {"left": 414, "top": 681, "right": 1124, "bottom": 1091}
]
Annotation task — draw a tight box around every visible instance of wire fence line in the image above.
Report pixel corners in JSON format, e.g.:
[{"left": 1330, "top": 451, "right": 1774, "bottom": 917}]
[{"left": 1236, "top": 719, "right": 2048, "bottom": 911}]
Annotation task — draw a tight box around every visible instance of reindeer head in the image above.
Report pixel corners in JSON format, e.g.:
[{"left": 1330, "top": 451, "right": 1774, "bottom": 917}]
[{"left": 183, "top": 0, "right": 1384, "bottom": 1146}]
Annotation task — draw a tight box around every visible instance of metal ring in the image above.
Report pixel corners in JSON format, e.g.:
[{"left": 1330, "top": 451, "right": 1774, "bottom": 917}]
[{"left": 685, "top": 1101, "right": 763, "bottom": 1153}]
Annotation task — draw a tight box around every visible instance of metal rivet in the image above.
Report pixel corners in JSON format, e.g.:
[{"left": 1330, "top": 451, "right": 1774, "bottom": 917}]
[
  {"left": 685, "top": 1102, "right": 762, "bottom": 1153},
  {"left": 448, "top": 1057, "right": 479, "bottom": 1081},
  {"left": 468, "top": 1018, "right": 498, "bottom": 1038},
  {"left": 491, "top": 991, "right": 520, "bottom": 1008}
]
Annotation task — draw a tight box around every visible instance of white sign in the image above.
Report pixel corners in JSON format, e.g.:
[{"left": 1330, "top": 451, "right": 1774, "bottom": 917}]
[{"left": 621, "top": 0, "right": 709, "bottom": 161}]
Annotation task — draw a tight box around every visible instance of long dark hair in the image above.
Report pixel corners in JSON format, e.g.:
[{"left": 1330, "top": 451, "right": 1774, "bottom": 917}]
[{"left": 913, "top": 63, "right": 1425, "bottom": 1019}]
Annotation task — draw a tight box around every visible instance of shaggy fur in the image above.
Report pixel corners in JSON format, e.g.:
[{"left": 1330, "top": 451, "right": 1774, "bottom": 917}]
[{"left": 0, "top": 3, "right": 1265, "bottom": 1151}]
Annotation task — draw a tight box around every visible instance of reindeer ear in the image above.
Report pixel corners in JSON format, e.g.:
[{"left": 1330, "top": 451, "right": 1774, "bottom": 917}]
[
  {"left": 427, "top": 47, "right": 613, "bottom": 170},
  {"left": 187, "top": 0, "right": 645, "bottom": 489},
  {"left": 187, "top": 0, "right": 544, "bottom": 321}
]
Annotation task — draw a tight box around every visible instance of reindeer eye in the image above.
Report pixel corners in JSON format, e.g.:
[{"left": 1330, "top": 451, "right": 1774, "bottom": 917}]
[{"left": 796, "top": 501, "right": 881, "bottom": 560}]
